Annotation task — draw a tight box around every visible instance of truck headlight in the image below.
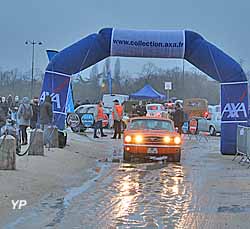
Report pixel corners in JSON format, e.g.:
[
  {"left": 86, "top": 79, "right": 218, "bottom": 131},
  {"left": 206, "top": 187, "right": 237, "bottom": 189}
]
[
  {"left": 174, "top": 136, "right": 181, "bottom": 144},
  {"left": 163, "top": 136, "right": 171, "bottom": 144},
  {"left": 125, "top": 135, "right": 132, "bottom": 143},
  {"left": 135, "top": 135, "right": 143, "bottom": 143}
]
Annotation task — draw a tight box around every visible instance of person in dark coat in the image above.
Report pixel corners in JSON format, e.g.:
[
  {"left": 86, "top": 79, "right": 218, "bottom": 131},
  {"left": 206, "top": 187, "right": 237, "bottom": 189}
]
[
  {"left": 130, "top": 104, "right": 137, "bottom": 118},
  {"left": 17, "top": 97, "right": 33, "bottom": 145},
  {"left": 1, "top": 97, "right": 9, "bottom": 117},
  {"left": 136, "top": 101, "right": 147, "bottom": 116},
  {"left": 0, "top": 106, "right": 7, "bottom": 135},
  {"left": 13, "top": 96, "right": 20, "bottom": 108},
  {"left": 30, "top": 97, "right": 40, "bottom": 129},
  {"left": 173, "top": 103, "right": 184, "bottom": 134},
  {"left": 7, "top": 95, "right": 13, "bottom": 109},
  {"left": 74, "top": 100, "right": 81, "bottom": 109},
  {"left": 40, "top": 95, "right": 53, "bottom": 130}
]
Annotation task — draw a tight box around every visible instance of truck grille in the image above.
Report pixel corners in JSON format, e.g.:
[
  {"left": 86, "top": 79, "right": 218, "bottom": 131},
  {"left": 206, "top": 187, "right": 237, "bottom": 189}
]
[{"left": 143, "top": 136, "right": 163, "bottom": 144}]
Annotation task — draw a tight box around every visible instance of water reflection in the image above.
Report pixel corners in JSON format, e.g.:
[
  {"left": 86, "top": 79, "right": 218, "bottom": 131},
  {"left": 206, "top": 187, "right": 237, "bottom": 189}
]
[
  {"left": 113, "top": 174, "right": 140, "bottom": 219},
  {"left": 50, "top": 162, "right": 194, "bottom": 228},
  {"left": 107, "top": 163, "right": 193, "bottom": 228}
]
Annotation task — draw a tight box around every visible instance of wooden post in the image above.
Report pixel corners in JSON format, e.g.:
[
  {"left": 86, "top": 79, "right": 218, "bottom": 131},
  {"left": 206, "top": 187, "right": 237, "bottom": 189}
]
[
  {"left": 0, "top": 135, "right": 16, "bottom": 170},
  {"left": 28, "top": 129, "right": 44, "bottom": 156},
  {"left": 44, "top": 126, "right": 59, "bottom": 148}
]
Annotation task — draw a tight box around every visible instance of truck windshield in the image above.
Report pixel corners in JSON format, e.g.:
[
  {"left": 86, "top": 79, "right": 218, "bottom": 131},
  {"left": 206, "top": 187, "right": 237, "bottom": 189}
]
[{"left": 129, "top": 119, "right": 174, "bottom": 131}]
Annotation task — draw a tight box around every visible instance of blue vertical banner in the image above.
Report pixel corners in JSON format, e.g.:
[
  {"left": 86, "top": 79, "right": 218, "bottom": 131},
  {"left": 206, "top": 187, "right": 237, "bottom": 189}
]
[
  {"left": 66, "top": 83, "right": 75, "bottom": 113},
  {"left": 221, "top": 82, "right": 248, "bottom": 154},
  {"left": 40, "top": 71, "right": 70, "bottom": 130}
]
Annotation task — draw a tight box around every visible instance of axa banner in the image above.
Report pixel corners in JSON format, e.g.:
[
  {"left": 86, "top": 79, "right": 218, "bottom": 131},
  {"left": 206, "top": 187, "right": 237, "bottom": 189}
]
[
  {"left": 111, "top": 29, "right": 185, "bottom": 59},
  {"left": 40, "top": 71, "right": 70, "bottom": 129},
  {"left": 221, "top": 82, "right": 248, "bottom": 123}
]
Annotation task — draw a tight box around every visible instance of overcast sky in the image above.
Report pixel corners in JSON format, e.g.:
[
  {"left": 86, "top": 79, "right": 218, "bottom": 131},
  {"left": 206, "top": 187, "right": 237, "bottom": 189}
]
[{"left": 1, "top": 0, "right": 249, "bottom": 77}]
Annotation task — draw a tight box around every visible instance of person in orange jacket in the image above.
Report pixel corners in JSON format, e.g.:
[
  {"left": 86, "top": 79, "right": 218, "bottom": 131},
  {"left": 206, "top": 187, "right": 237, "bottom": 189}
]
[
  {"left": 93, "top": 101, "right": 107, "bottom": 138},
  {"left": 111, "top": 99, "right": 123, "bottom": 139}
]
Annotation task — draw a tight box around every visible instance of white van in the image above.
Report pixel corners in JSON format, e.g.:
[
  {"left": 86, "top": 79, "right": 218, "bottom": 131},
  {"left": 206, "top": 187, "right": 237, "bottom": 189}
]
[
  {"left": 102, "top": 94, "right": 129, "bottom": 109},
  {"left": 146, "top": 103, "right": 169, "bottom": 118}
]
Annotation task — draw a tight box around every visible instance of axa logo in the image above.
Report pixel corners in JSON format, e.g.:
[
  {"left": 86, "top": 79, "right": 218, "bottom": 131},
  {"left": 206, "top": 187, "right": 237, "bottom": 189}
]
[
  {"left": 222, "top": 102, "right": 247, "bottom": 119},
  {"left": 40, "top": 91, "right": 61, "bottom": 109}
]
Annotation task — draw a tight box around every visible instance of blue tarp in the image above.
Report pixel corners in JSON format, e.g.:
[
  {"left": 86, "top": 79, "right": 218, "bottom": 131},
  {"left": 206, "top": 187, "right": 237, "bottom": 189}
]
[{"left": 130, "top": 84, "right": 166, "bottom": 100}]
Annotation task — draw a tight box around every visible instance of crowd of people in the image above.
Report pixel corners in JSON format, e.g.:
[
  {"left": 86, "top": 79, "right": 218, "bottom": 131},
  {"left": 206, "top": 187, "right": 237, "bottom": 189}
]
[
  {"left": 0, "top": 92, "right": 185, "bottom": 147},
  {"left": 0, "top": 95, "right": 53, "bottom": 145}
]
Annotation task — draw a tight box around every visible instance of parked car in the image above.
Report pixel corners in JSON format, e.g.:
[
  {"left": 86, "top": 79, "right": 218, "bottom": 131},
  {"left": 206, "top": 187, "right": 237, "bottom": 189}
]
[
  {"left": 123, "top": 117, "right": 182, "bottom": 162},
  {"left": 183, "top": 98, "right": 208, "bottom": 120},
  {"left": 146, "top": 104, "right": 169, "bottom": 118},
  {"left": 208, "top": 105, "right": 220, "bottom": 114},
  {"left": 68, "top": 104, "right": 110, "bottom": 132},
  {"left": 197, "top": 112, "right": 221, "bottom": 136}
]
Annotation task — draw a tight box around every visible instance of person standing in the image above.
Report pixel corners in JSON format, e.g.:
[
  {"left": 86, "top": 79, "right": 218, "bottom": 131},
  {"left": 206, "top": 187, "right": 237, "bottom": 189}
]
[
  {"left": 111, "top": 99, "right": 123, "bottom": 139},
  {"left": 13, "top": 96, "right": 20, "bottom": 108},
  {"left": 7, "top": 95, "right": 13, "bottom": 109},
  {"left": 93, "top": 101, "right": 107, "bottom": 138},
  {"left": 130, "top": 103, "right": 137, "bottom": 118},
  {"left": 30, "top": 97, "right": 40, "bottom": 129},
  {"left": 17, "top": 97, "right": 33, "bottom": 145},
  {"left": 10, "top": 96, "right": 19, "bottom": 123},
  {"left": 0, "top": 105, "right": 7, "bottom": 135},
  {"left": 1, "top": 97, "right": 9, "bottom": 117},
  {"left": 136, "top": 101, "right": 147, "bottom": 116},
  {"left": 173, "top": 103, "right": 184, "bottom": 135},
  {"left": 74, "top": 100, "right": 81, "bottom": 109},
  {"left": 40, "top": 95, "right": 53, "bottom": 130}
]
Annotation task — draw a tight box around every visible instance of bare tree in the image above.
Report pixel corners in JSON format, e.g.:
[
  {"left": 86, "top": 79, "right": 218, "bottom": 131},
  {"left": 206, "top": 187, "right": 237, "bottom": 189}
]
[{"left": 113, "top": 58, "right": 121, "bottom": 93}]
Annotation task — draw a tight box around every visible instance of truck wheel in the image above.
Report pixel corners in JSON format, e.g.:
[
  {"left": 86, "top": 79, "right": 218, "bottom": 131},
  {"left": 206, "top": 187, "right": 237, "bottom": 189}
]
[
  {"left": 209, "top": 126, "right": 216, "bottom": 136},
  {"left": 123, "top": 151, "right": 132, "bottom": 162}
]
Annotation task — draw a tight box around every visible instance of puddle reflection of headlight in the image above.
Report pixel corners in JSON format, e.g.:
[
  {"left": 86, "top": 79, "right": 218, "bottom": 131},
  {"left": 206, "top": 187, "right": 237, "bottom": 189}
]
[{"left": 113, "top": 175, "right": 139, "bottom": 218}]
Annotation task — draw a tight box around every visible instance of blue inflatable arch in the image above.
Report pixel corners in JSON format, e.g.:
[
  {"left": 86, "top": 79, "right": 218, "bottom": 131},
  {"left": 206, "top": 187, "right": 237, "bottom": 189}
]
[{"left": 41, "top": 28, "right": 248, "bottom": 155}]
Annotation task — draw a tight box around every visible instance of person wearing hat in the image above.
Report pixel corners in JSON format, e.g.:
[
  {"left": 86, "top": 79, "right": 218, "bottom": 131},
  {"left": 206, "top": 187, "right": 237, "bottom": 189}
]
[
  {"left": 173, "top": 103, "right": 184, "bottom": 135},
  {"left": 30, "top": 97, "right": 40, "bottom": 129},
  {"left": 130, "top": 103, "right": 137, "bottom": 118},
  {"left": 17, "top": 97, "right": 33, "bottom": 145},
  {"left": 93, "top": 101, "right": 107, "bottom": 138},
  {"left": 136, "top": 100, "right": 147, "bottom": 117},
  {"left": 111, "top": 99, "right": 123, "bottom": 139},
  {"left": 1, "top": 97, "right": 8, "bottom": 117}
]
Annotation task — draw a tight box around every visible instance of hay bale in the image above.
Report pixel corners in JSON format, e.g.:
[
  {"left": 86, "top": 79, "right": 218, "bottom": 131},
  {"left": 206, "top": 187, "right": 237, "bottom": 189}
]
[
  {"left": 44, "top": 126, "right": 59, "bottom": 148},
  {"left": 28, "top": 129, "right": 44, "bottom": 156},
  {"left": 0, "top": 135, "right": 16, "bottom": 170}
]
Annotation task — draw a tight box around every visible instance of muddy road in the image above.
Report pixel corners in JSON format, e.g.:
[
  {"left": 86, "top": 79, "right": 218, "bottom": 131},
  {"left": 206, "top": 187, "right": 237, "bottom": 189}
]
[{"left": 4, "top": 135, "right": 250, "bottom": 229}]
